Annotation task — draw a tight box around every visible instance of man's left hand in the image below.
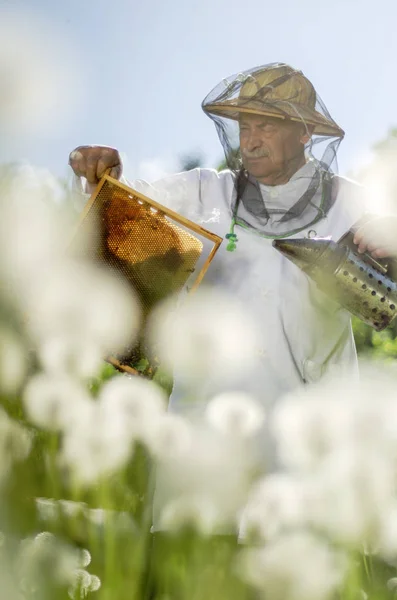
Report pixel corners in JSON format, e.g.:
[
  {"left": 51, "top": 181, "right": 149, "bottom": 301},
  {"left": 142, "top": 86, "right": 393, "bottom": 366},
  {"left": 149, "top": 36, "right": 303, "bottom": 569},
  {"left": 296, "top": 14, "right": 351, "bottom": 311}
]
[{"left": 353, "top": 216, "right": 397, "bottom": 259}]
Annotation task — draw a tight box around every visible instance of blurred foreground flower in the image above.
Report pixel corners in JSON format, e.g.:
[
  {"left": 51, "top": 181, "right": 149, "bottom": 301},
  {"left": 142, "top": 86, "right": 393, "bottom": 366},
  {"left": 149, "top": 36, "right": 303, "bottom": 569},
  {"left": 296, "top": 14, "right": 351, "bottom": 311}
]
[
  {"left": 240, "top": 532, "right": 347, "bottom": 600},
  {"left": 147, "top": 287, "right": 258, "bottom": 387},
  {"left": 261, "top": 365, "right": 397, "bottom": 551},
  {"left": 154, "top": 423, "right": 253, "bottom": 534},
  {"left": 205, "top": 391, "right": 265, "bottom": 438},
  {"left": 0, "top": 9, "right": 83, "bottom": 137},
  {"left": 0, "top": 164, "right": 141, "bottom": 379},
  {"left": 23, "top": 373, "right": 93, "bottom": 431},
  {"left": 17, "top": 531, "right": 99, "bottom": 599},
  {"left": 99, "top": 376, "right": 167, "bottom": 441},
  {"left": 26, "top": 260, "right": 141, "bottom": 374}
]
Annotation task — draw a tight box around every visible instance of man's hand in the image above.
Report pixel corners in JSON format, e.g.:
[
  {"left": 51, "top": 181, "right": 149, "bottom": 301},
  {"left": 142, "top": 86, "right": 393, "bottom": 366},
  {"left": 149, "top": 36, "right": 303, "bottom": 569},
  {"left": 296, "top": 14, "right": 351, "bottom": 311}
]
[
  {"left": 68, "top": 145, "right": 122, "bottom": 185},
  {"left": 353, "top": 216, "right": 397, "bottom": 259}
]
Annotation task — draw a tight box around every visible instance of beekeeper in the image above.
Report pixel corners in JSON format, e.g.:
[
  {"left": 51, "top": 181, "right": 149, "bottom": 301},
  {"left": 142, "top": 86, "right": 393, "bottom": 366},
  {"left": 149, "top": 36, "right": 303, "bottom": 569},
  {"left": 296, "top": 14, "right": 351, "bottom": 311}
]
[{"left": 69, "top": 62, "right": 397, "bottom": 410}]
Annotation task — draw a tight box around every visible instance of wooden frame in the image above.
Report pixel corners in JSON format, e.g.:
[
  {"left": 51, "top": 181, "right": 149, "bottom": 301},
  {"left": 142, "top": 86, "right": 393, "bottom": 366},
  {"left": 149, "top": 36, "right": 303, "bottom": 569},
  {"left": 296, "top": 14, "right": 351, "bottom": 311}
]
[
  {"left": 71, "top": 173, "right": 223, "bottom": 293},
  {"left": 70, "top": 173, "right": 224, "bottom": 376}
]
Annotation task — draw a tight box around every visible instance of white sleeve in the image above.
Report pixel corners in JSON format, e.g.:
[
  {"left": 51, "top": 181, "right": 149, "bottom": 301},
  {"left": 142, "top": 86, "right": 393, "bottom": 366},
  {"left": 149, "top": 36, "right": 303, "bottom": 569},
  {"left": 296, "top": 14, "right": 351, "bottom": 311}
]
[
  {"left": 124, "top": 167, "right": 234, "bottom": 221},
  {"left": 72, "top": 167, "right": 234, "bottom": 221}
]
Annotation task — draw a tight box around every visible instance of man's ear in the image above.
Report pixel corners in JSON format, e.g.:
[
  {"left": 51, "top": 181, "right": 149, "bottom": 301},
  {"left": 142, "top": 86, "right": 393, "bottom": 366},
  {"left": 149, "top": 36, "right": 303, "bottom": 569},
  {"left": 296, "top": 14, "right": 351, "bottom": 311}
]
[{"left": 300, "top": 124, "right": 315, "bottom": 145}]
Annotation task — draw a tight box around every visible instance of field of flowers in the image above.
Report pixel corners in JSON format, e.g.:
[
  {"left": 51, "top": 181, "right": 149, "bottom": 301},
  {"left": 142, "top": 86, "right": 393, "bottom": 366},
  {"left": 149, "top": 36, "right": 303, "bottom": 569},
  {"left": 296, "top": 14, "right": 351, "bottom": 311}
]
[{"left": 2, "top": 163, "right": 397, "bottom": 600}]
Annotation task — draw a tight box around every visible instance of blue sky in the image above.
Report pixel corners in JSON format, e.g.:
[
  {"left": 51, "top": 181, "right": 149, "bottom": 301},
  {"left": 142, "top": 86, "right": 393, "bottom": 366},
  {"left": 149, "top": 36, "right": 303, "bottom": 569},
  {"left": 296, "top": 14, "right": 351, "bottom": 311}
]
[{"left": 0, "top": 0, "right": 396, "bottom": 182}]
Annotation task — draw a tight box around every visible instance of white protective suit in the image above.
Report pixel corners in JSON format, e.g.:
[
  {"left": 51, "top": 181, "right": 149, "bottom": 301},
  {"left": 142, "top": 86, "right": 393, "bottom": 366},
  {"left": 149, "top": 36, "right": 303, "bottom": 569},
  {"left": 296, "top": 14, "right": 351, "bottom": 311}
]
[
  {"left": 76, "top": 162, "right": 364, "bottom": 436},
  {"left": 125, "top": 163, "right": 363, "bottom": 391}
]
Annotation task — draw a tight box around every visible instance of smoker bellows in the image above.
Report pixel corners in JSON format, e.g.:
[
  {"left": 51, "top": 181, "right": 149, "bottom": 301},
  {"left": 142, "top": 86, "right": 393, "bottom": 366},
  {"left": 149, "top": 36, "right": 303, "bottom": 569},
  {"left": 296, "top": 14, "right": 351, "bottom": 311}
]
[{"left": 273, "top": 237, "right": 397, "bottom": 331}]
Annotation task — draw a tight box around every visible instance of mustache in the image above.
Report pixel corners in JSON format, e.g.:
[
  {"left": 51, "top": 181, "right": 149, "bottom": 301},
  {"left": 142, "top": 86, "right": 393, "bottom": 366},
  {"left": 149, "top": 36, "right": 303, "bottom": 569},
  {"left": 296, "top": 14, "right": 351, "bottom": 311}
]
[{"left": 241, "top": 147, "right": 269, "bottom": 159}]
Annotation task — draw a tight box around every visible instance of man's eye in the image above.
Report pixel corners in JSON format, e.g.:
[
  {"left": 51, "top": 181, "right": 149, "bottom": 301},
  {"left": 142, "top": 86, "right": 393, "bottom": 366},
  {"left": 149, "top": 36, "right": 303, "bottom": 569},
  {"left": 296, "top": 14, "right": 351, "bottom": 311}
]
[{"left": 260, "top": 124, "right": 276, "bottom": 131}]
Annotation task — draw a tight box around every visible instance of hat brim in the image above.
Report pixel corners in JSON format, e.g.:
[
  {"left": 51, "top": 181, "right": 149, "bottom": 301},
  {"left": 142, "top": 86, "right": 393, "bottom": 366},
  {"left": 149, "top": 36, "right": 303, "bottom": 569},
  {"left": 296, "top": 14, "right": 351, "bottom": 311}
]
[{"left": 203, "top": 100, "right": 344, "bottom": 138}]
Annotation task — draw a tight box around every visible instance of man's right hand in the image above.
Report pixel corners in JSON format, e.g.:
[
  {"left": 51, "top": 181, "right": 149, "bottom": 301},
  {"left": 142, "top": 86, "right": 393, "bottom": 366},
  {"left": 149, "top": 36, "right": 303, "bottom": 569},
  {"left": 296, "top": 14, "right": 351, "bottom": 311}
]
[{"left": 68, "top": 145, "right": 122, "bottom": 184}]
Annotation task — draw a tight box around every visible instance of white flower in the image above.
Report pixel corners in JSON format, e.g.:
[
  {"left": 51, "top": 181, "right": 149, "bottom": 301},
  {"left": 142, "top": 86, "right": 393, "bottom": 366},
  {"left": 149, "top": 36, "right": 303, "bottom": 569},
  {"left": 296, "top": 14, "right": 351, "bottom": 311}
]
[
  {"left": 0, "top": 9, "right": 82, "bottom": 136},
  {"left": 0, "top": 165, "right": 71, "bottom": 289},
  {"left": 144, "top": 413, "right": 192, "bottom": 460},
  {"left": 26, "top": 260, "right": 141, "bottom": 356},
  {"left": 272, "top": 387, "right": 353, "bottom": 472},
  {"left": 18, "top": 532, "right": 81, "bottom": 588},
  {"left": 35, "top": 497, "right": 59, "bottom": 523},
  {"left": 23, "top": 373, "right": 93, "bottom": 431},
  {"left": 61, "top": 402, "right": 133, "bottom": 484},
  {"left": 272, "top": 370, "right": 397, "bottom": 472},
  {"left": 239, "top": 532, "right": 347, "bottom": 600},
  {"left": 308, "top": 449, "right": 395, "bottom": 547},
  {"left": 68, "top": 569, "right": 91, "bottom": 600},
  {"left": 79, "top": 549, "right": 91, "bottom": 569},
  {"left": 147, "top": 287, "right": 258, "bottom": 386},
  {"left": 239, "top": 473, "right": 312, "bottom": 542},
  {"left": 158, "top": 494, "right": 221, "bottom": 535},
  {"left": 99, "top": 376, "right": 166, "bottom": 440},
  {"left": 387, "top": 577, "right": 397, "bottom": 592},
  {"left": 205, "top": 391, "right": 265, "bottom": 438},
  {"left": 154, "top": 426, "right": 252, "bottom": 529},
  {"left": 38, "top": 335, "right": 103, "bottom": 379},
  {"left": 375, "top": 505, "right": 397, "bottom": 560},
  {"left": 269, "top": 367, "right": 397, "bottom": 550},
  {"left": 58, "top": 499, "right": 87, "bottom": 518},
  {"left": 87, "top": 575, "right": 101, "bottom": 592}
]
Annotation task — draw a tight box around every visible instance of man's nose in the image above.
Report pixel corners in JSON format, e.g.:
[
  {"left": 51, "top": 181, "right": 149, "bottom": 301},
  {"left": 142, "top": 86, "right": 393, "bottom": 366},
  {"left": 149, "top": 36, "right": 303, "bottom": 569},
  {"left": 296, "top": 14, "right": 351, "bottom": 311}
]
[{"left": 245, "top": 131, "right": 262, "bottom": 151}]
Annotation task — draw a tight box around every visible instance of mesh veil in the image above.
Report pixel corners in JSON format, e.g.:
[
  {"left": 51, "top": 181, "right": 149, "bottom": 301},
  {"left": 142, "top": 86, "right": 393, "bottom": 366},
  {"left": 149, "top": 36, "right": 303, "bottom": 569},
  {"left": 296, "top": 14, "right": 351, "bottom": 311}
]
[{"left": 202, "top": 63, "right": 345, "bottom": 242}]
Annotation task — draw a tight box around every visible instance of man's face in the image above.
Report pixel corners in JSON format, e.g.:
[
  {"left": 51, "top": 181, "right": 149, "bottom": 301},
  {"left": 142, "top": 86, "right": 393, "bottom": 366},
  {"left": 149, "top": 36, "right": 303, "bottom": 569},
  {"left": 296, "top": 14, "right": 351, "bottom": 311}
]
[{"left": 239, "top": 114, "right": 310, "bottom": 185}]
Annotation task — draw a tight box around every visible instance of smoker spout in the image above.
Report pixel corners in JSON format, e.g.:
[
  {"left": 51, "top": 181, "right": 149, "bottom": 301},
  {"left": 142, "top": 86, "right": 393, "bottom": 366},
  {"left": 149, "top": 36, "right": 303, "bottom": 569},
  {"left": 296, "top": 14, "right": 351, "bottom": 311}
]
[{"left": 272, "top": 238, "right": 335, "bottom": 273}]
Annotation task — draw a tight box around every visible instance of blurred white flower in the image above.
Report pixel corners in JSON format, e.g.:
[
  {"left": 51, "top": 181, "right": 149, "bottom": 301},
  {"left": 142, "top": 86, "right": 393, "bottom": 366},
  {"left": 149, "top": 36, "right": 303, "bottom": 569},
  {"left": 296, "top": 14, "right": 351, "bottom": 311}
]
[
  {"left": 239, "top": 532, "right": 347, "bottom": 600},
  {"left": 0, "top": 9, "right": 83, "bottom": 136},
  {"left": 0, "top": 165, "right": 72, "bottom": 289},
  {"left": 79, "top": 549, "right": 91, "bottom": 569},
  {"left": 18, "top": 532, "right": 81, "bottom": 589},
  {"left": 154, "top": 425, "right": 252, "bottom": 530},
  {"left": 387, "top": 577, "right": 397, "bottom": 592},
  {"left": 99, "top": 376, "right": 166, "bottom": 440},
  {"left": 375, "top": 505, "right": 397, "bottom": 560},
  {"left": 205, "top": 391, "right": 265, "bottom": 438},
  {"left": 269, "top": 368, "right": 397, "bottom": 549},
  {"left": 26, "top": 260, "right": 141, "bottom": 356},
  {"left": 68, "top": 569, "right": 92, "bottom": 600},
  {"left": 308, "top": 449, "right": 395, "bottom": 547},
  {"left": 239, "top": 473, "right": 311, "bottom": 542},
  {"left": 147, "top": 287, "right": 258, "bottom": 386},
  {"left": 38, "top": 335, "right": 103, "bottom": 379},
  {"left": 23, "top": 373, "right": 93, "bottom": 431},
  {"left": 58, "top": 499, "right": 87, "bottom": 519},
  {"left": 0, "top": 327, "right": 27, "bottom": 394},
  {"left": 158, "top": 494, "right": 221, "bottom": 535},
  {"left": 35, "top": 497, "right": 60, "bottom": 523},
  {"left": 272, "top": 370, "right": 397, "bottom": 472},
  {"left": 144, "top": 413, "right": 192, "bottom": 460},
  {"left": 61, "top": 401, "right": 133, "bottom": 484},
  {"left": 87, "top": 575, "right": 101, "bottom": 592}
]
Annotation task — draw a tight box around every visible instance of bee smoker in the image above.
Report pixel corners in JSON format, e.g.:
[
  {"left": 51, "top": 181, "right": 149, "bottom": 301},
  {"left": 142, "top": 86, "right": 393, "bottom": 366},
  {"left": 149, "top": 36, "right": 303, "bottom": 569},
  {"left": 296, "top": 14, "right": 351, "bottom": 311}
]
[{"left": 273, "top": 221, "right": 397, "bottom": 331}]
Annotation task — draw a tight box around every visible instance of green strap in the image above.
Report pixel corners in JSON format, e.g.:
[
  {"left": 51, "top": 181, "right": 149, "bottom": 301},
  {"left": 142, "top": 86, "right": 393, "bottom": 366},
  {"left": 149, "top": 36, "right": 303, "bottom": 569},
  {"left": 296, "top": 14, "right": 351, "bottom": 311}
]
[{"left": 225, "top": 217, "right": 238, "bottom": 251}]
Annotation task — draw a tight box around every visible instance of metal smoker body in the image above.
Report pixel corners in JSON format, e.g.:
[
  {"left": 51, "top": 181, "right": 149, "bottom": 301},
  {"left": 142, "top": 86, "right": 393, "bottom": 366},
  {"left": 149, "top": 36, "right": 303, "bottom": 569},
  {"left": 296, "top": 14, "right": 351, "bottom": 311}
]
[{"left": 273, "top": 236, "right": 397, "bottom": 331}]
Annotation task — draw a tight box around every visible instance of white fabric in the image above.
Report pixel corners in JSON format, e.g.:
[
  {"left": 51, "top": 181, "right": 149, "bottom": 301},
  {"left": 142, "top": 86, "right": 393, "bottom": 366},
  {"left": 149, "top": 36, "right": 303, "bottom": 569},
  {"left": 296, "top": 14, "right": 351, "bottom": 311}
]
[{"left": 258, "top": 160, "right": 318, "bottom": 212}]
